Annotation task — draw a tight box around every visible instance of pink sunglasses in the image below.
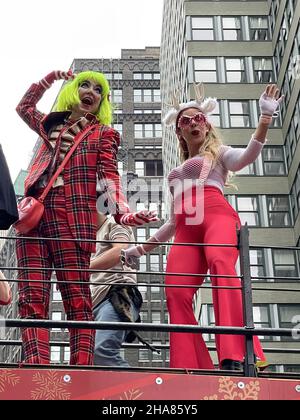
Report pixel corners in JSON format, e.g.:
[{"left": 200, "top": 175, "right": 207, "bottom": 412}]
[{"left": 178, "top": 112, "right": 208, "bottom": 128}]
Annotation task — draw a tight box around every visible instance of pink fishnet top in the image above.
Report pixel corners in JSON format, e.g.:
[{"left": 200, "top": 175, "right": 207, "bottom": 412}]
[{"left": 152, "top": 137, "right": 265, "bottom": 243}]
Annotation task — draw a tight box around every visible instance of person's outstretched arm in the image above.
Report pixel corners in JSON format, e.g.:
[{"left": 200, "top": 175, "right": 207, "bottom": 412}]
[
  {"left": 121, "top": 199, "right": 176, "bottom": 268},
  {"left": 0, "top": 271, "right": 11, "bottom": 305},
  {"left": 221, "top": 84, "right": 284, "bottom": 172},
  {"left": 16, "top": 70, "right": 74, "bottom": 135}
]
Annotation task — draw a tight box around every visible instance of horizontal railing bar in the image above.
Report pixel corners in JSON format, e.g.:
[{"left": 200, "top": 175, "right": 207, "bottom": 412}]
[
  {"left": 1, "top": 236, "right": 237, "bottom": 248},
  {"left": 0, "top": 340, "right": 299, "bottom": 354},
  {"left": 1, "top": 319, "right": 297, "bottom": 337},
  {"left": 0, "top": 266, "right": 242, "bottom": 280}
]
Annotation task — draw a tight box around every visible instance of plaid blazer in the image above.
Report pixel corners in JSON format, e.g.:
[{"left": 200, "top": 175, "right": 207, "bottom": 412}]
[{"left": 16, "top": 82, "right": 129, "bottom": 253}]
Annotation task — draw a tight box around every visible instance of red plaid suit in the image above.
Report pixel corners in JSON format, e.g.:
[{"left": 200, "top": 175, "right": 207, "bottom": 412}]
[
  {"left": 17, "top": 82, "right": 129, "bottom": 254},
  {"left": 16, "top": 82, "right": 129, "bottom": 365}
]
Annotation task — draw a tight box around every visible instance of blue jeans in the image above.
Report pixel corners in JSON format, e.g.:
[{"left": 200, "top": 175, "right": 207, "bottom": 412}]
[{"left": 93, "top": 298, "right": 140, "bottom": 367}]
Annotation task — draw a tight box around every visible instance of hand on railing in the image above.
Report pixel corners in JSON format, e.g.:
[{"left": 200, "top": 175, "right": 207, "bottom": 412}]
[{"left": 120, "top": 245, "right": 145, "bottom": 269}]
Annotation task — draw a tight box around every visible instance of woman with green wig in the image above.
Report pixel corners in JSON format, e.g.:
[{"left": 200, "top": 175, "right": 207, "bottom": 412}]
[{"left": 15, "top": 69, "right": 158, "bottom": 366}]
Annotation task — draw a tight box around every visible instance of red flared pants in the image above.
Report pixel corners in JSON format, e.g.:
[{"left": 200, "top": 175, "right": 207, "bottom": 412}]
[{"left": 166, "top": 186, "right": 266, "bottom": 369}]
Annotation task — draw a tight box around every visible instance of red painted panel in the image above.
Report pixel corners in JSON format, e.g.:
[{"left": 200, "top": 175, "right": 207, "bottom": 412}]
[{"left": 0, "top": 368, "right": 299, "bottom": 400}]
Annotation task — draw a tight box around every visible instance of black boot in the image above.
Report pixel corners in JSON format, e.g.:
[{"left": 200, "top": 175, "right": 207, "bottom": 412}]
[{"left": 220, "top": 359, "right": 243, "bottom": 371}]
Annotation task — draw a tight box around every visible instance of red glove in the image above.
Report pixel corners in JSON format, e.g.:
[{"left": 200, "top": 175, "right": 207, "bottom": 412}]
[
  {"left": 115, "top": 210, "right": 159, "bottom": 227},
  {"left": 39, "top": 70, "right": 74, "bottom": 89}
]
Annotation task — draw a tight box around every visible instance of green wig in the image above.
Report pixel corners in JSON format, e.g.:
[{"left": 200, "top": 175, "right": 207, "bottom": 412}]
[{"left": 54, "top": 71, "right": 113, "bottom": 125}]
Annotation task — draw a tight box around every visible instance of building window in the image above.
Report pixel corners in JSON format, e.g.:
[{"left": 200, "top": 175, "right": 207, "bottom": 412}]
[
  {"left": 282, "top": 365, "right": 300, "bottom": 373},
  {"left": 152, "top": 341, "right": 162, "bottom": 361},
  {"left": 225, "top": 58, "right": 246, "bottom": 83},
  {"left": 250, "top": 249, "right": 266, "bottom": 281},
  {"left": 262, "top": 147, "right": 286, "bottom": 175},
  {"left": 103, "top": 73, "right": 122, "bottom": 80},
  {"left": 134, "top": 109, "right": 161, "bottom": 114},
  {"left": 236, "top": 196, "right": 260, "bottom": 226},
  {"left": 209, "top": 100, "right": 221, "bottom": 127},
  {"left": 52, "top": 286, "right": 62, "bottom": 301},
  {"left": 267, "top": 196, "right": 291, "bottom": 227},
  {"left": 139, "top": 255, "right": 147, "bottom": 272},
  {"left": 150, "top": 284, "right": 161, "bottom": 300},
  {"left": 135, "top": 161, "right": 145, "bottom": 177},
  {"left": 64, "top": 347, "right": 70, "bottom": 363},
  {"left": 163, "top": 254, "right": 167, "bottom": 271},
  {"left": 134, "top": 124, "right": 162, "bottom": 138},
  {"left": 272, "top": 250, "right": 298, "bottom": 279},
  {"left": 134, "top": 73, "right": 160, "bottom": 80},
  {"left": 249, "top": 17, "right": 270, "bottom": 41},
  {"left": 253, "top": 58, "right": 274, "bottom": 83},
  {"left": 191, "top": 17, "right": 215, "bottom": 40},
  {"left": 228, "top": 101, "right": 251, "bottom": 127},
  {"left": 193, "top": 58, "right": 217, "bottom": 83},
  {"left": 222, "top": 17, "right": 242, "bottom": 41},
  {"left": 152, "top": 312, "right": 161, "bottom": 324},
  {"left": 278, "top": 305, "right": 300, "bottom": 341},
  {"left": 112, "top": 123, "right": 123, "bottom": 136},
  {"left": 134, "top": 160, "right": 163, "bottom": 177},
  {"left": 136, "top": 228, "right": 146, "bottom": 242},
  {"left": 150, "top": 254, "right": 160, "bottom": 272},
  {"left": 138, "top": 285, "right": 147, "bottom": 300},
  {"left": 51, "top": 311, "right": 62, "bottom": 332},
  {"left": 236, "top": 160, "right": 256, "bottom": 176},
  {"left": 200, "top": 304, "right": 215, "bottom": 342},
  {"left": 140, "top": 311, "right": 148, "bottom": 323},
  {"left": 139, "top": 349, "right": 149, "bottom": 361},
  {"left": 253, "top": 305, "right": 271, "bottom": 341},
  {"left": 111, "top": 89, "right": 122, "bottom": 104},
  {"left": 285, "top": 124, "right": 297, "bottom": 169},
  {"left": 134, "top": 89, "right": 161, "bottom": 103},
  {"left": 50, "top": 346, "right": 61, "bottom": 363}
]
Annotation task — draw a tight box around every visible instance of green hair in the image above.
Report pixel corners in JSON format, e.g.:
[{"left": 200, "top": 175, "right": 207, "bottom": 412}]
[{"left": 54, "top": 71, "right": 113, "bottom": 125}]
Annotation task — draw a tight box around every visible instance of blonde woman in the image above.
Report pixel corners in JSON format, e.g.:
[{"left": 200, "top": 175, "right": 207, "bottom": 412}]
[
  {"left": 122, "top": 84, "right": 283, "bottom": 371},
  {"left": 0, "top": 271, "right": 11, "bottom": 305}
]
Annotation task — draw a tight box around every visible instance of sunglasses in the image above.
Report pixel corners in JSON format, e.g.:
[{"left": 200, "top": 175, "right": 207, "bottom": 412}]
[{"left": 178, "top": 112, "right": 208, "bottom": 128}]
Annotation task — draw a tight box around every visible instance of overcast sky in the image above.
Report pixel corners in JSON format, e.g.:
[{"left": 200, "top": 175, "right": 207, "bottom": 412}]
[{"left": 1, "top": 0, "right": 163, "bottom": 181}]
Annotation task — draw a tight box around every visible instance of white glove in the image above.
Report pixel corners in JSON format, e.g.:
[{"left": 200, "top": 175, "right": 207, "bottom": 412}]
[
  {"left": 120, "top": 245, "right": 145, "bottom": 269},
  {"left": 259, "top": 84, "right": 284, "bottom": 117}
]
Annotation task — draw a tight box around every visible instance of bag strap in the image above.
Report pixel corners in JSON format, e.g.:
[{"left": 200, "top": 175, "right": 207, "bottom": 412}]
[{"left": 39, "top": 124, "right": 98, "bottom": 202}]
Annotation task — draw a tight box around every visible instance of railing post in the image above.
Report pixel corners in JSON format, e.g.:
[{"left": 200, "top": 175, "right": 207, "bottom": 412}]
[{"left": 238, "top": 224, "right": 256, "bottom": 377}]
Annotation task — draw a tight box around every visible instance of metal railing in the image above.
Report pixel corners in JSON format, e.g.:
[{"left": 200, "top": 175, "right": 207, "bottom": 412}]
[{"left": 0, "top": 224, "right": 300, "bottom": 378}]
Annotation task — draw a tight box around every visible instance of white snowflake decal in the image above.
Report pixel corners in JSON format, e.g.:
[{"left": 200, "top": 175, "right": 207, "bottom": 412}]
[{"left": 31, "top": 371, "right": 71, "bottom": 400}]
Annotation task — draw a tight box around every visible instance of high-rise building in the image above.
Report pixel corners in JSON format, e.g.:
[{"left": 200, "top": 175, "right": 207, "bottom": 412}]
[{"left": 160, "top": 0, "right": 300, "bottom": 373}]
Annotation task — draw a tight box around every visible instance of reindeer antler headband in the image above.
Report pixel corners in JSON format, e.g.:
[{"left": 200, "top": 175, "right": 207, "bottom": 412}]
[{"left": 163, "top": 83, "right": 218, "bottom": 126}]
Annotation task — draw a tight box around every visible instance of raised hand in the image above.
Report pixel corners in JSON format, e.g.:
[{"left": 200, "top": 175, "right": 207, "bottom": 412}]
[
  {"left": 39, "top": 70, "right": 74, "bottom": 89},
  {"left": 259, "top": 84, "right": 284, "bottom": 117},
  {"left": 117, "top": 210, "right": 159, "bottom": 227}
]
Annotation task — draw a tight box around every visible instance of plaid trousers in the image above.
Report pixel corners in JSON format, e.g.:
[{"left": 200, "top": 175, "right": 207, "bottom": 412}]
[{"left": 16, "top": 187, "right": 95, "bottom": 365}]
